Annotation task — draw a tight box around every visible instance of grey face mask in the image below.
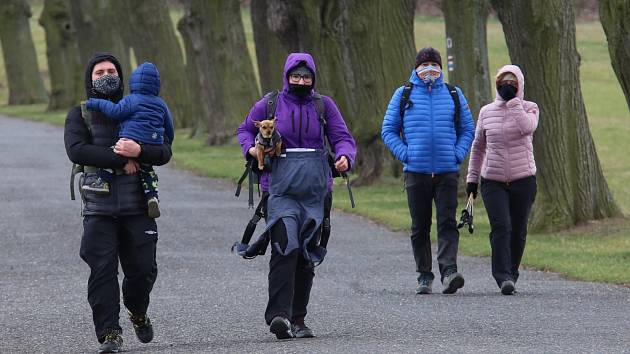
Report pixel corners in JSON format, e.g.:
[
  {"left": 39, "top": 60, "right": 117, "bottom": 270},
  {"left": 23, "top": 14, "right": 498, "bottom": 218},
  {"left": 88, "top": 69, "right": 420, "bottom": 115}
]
[{"left": 92, "top": 75, "right": 121, "bottom": 96}]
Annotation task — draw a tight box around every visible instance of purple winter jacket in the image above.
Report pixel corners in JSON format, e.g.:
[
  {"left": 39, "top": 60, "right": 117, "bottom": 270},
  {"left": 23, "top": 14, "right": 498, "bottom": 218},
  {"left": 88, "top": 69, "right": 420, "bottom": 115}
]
[{"left": 237, "top": 53, "right": 357, "bottom": 191}]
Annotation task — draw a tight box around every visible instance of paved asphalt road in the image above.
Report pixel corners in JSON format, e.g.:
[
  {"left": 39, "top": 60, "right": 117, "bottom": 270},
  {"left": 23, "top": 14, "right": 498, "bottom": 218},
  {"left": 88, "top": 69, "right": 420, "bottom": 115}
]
[{"left": 1, "top": 115, "right": 629, "bottom": 353}]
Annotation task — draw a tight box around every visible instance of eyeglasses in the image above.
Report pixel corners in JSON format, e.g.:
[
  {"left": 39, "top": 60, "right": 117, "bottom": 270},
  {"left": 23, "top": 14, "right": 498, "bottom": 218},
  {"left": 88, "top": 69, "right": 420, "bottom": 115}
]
[{"left": 289, "top": 74, "right": 313, "bottom": 84}]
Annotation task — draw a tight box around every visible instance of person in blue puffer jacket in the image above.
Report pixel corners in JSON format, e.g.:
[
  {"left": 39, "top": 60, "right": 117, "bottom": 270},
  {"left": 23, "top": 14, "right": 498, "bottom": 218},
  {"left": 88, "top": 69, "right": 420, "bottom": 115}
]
[
  {"left": 85, "top": 62, "right": 174, "bottom": 219},
  {"left": 381, "top": 47, "right": 475, "bottom": 295}
]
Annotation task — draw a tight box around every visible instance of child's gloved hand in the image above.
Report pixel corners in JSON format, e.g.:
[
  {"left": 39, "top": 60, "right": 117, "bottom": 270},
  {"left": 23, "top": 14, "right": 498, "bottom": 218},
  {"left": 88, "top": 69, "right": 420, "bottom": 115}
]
[{"left": 85, "top": 98, "right": 97, "bottom": 111}]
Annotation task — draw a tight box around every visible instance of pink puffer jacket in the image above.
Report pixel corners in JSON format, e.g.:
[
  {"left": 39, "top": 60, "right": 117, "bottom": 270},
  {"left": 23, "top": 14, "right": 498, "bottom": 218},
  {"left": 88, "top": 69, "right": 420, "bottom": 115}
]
[{"left": 467, "top": 65, "right": 539, "bottom": 184}]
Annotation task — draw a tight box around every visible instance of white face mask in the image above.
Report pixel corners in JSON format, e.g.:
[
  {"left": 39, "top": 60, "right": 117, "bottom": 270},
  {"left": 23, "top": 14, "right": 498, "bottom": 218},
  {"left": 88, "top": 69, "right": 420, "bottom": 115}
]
[{"left": 416, "top": 65, "right": 441, "bottom": 84}]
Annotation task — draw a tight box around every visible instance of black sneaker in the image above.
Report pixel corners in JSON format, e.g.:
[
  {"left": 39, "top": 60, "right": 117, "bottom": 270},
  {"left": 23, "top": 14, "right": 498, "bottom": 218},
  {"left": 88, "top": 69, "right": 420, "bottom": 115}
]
[
  {"left": 82, "top": 177, "right": 110, "bottom": 195},
  {"left": 416, "top": 275, "right": 433, "bottom": 294},
  {"left": 442, "top": 270, "right": 465, "bottom": 294},
  {"left": 292, "top": 319, "right": 314, "bottom": 338},
  {"left": 98, "top": 329, "right": 123, "bottom": 353},
  {"left": 128, "top": 311, "right": 154, "bottom": 343},
  {"left": 500, "top": 280, "right": 515, "bottom": 295},
  {"left": 269, "top": 316, "right": 293, "bottom": 340},
  {"left": 147, "top": 197, "right": 160, "bottom": 218}
]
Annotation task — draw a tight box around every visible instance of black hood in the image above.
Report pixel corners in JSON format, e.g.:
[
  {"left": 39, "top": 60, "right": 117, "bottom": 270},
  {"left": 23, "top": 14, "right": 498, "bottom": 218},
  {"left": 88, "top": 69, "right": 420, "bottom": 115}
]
[{"left": 84, "top": 52, "right": 124, "bottom": 102}]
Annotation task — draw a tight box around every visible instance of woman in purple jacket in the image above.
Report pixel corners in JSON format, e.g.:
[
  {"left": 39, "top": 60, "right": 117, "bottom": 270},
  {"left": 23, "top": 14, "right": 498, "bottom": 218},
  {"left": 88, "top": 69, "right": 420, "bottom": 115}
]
[
  {"left": 236, "top": 53, "right": 356, "bottom": 339},
  {"left": 466, "top": 65, "right": 539, "bottom": 295}
]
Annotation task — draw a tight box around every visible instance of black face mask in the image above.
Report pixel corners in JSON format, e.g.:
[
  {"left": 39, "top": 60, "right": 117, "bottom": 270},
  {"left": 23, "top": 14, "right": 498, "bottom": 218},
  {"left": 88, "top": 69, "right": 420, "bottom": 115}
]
[
  {"left": 288, "top": 83, "right": 312, "bottom": 98},
  {"left": 497, "top": 84, "right": 517, "bottom": 101},
  {"left": 92, "top": 75, "right": 121, "bottom": 97}
]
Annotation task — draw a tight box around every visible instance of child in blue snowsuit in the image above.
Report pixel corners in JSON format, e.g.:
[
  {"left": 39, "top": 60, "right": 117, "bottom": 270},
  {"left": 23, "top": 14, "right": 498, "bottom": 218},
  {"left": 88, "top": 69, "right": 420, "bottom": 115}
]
[{"left": 84, "top": 62, "right": 174, "bottom": 218}]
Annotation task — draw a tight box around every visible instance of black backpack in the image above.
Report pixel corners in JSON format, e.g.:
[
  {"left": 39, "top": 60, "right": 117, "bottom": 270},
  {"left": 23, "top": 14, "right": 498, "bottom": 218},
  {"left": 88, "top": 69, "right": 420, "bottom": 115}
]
[
  {"left": 398, "top": 82, "right": 462, "bottom": 141},
  {"left": 236, "top": 91, "right": 355, "bottom": 208}
]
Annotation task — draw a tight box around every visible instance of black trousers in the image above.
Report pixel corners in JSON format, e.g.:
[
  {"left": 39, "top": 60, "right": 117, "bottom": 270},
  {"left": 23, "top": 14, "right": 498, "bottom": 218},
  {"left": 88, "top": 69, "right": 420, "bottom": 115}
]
[
  {"left": 481, "top": 176, "right": 536, "bottom": 286},
  {"left": 262, "top": 192, "right": 332, "bottom": 325},
  {"left": 405, "top": 172, "right": 459, "bottom": 280},
  {"left": 80, "top": 215, "right": 158, "bottom": 341},
  {"left": 264, "top": 220, "right": 315, "bottom": 325}
]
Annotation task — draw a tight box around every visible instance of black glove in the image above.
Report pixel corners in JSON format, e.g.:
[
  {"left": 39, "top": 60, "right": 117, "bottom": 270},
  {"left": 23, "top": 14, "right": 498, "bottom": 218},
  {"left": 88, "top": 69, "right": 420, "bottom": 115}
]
[{"left": 466, "top": 182, "right": 478, "bottom": 199}]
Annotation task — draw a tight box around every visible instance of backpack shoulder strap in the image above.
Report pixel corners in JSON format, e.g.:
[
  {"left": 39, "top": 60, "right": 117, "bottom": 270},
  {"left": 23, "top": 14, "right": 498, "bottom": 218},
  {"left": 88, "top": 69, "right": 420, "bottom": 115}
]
[
  {"left": 80, "top": 101, "right": 93, "bottom": 134},
  {"left": 312, "top": 92, "right": 326, "bottom": 122},
  {"left": 312, "top": 92, "right": 355, "bottom": 207},
  {"left": 445, "top": 83, "right": 461, "bottom": 131},
  {"left": 71, "top": 102, "right": 92, "bottom": 200},
  {"left": 265, "top": 90, "right": 279, "bottom": 119},
  {"left": 312, "top": 92, "right": 328, "bottom": 146},
  {"left": 399, "top": 83, "right": 413, "bottom": 119},
  {"left": 235, "top": 92, "right": 278, "bottom": 207}
]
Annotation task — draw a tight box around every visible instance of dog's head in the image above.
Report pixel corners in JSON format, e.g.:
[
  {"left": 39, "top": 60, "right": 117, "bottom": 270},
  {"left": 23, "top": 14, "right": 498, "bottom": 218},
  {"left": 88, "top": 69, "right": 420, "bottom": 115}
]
[{"left": 254, "top": 118, "right": 276, "bottom": 138}]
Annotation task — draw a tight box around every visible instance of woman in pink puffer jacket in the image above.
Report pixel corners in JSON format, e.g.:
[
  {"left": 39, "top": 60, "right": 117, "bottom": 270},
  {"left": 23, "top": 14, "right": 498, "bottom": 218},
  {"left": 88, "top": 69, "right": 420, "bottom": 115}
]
[{"left": 466, "top": 64, "right": 539, "bottom": 295}]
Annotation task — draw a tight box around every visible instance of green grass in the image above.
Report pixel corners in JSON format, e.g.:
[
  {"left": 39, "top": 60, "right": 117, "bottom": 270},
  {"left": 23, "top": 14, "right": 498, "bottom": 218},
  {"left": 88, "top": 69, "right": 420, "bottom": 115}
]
[
  {"left": 0, "top": 104, "right": 65, "bottom": 126},
  {"left": 170, "top": 131, "right": 244, "bottom": 180},
  {"left": 0, "top": 9, "right": 629, "bottom": 285}
]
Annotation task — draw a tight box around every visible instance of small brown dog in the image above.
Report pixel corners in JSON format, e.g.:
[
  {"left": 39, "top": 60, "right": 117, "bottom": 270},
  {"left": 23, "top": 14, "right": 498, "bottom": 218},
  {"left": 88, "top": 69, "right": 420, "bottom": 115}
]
[{"left": 254, "top": 118, "right": 282, "bottom": 171}]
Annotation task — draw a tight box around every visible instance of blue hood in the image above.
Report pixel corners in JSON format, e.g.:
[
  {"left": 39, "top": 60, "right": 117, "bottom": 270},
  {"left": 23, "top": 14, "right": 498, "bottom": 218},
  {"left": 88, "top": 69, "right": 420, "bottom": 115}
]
[{"left": 130, "top": 62, "right": 160, "bottom": 95}]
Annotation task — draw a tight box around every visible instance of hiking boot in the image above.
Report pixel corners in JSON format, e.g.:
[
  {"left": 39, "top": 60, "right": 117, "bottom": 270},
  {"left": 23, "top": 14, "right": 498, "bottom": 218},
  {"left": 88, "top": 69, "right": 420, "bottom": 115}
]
[
  {"left": 98, "top": 328, "right": 123, "bottom": 353},
  {"left": 500, "top": 280, "right": 515, "bottom": 295},
  {"left": 292, "top": 318, "right": 314, "bottom": 339},
  {"left": 416, "top": 275, "right": 433, "bottom": 294},
  {"left": 82, "top": 177, "right": 110, "bottom": 195},
  {"left": 442, "top": 270, "right": 465, "bottom": 294},
  {"left": 269, "top": 316, "right": 293, "bottom": 340},
  {"left": 147, "top": 197, "right": 160, "bottom": 218},
  {"left": 128, "top": 311, "right": 154, "bottom": 343}
]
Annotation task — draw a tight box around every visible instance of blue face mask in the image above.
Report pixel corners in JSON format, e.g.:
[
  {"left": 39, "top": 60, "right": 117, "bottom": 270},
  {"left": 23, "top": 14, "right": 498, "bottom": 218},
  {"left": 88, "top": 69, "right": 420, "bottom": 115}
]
[{"left": 416, "top": 65, "right": 441, "bottom": 85}]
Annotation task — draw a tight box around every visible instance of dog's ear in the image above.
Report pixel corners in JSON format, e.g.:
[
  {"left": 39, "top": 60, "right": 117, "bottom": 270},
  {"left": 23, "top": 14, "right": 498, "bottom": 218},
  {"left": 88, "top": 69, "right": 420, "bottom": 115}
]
[
  {"left": 271, "top": 118, "right": 277, "bottom": 126},
  {"left": 253, "top": 120, "right": 261, "bottom": 127}
]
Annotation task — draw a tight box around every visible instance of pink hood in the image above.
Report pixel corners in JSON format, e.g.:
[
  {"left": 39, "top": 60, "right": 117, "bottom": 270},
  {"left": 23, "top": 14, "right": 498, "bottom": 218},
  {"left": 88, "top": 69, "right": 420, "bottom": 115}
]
[{"left": 467, "top": 64, "right": 539, "bottom": 183}]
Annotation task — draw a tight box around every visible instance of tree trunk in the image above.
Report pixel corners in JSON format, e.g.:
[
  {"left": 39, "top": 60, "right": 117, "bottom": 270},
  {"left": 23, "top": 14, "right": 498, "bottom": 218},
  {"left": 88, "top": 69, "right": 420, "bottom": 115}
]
[
  {"left": 113, "top": 0, "right": 194, "bottom": 129},
  {"left": 492, "top": 0, "right": 621, "bottom": 232},
  {"left": 599, "top": 0, "right": 630, "bottom": 112},
  {"left": 178, "top": 0, "right": 260, "bottom": 145},
  {"left": 69, "top": 0, "right": 131, "bottom": 81},
  {"left": 0, "top": 0, "right": 48, "bottom": 105},
  {"left": 177, "top": 2, "right": 206, "bottom": 138},
  {"left": 251, "top": 0, "right": 288, "bottom": 93},
  {"left": 263, "top": 0, "right": 416, "bottom": 185},
  {"left": 39, "top": 0, "right": 83, "bottom": 110},
  {"left": 442, "top": 0, "right": 492, "bottom": 195}
]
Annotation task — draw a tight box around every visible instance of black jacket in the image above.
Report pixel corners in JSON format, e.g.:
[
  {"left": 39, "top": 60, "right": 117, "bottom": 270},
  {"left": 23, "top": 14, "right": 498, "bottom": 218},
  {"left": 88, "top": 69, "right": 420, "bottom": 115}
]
[{"left": 64, "top": 52, "right": 172, "bottom": 216}]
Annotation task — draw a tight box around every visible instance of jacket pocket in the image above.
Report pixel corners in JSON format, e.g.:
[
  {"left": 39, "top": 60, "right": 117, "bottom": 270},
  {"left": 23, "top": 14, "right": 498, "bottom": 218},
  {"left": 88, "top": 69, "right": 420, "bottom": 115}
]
[{"left": 453, "top": 145, "right": 462, "bottom": 164}]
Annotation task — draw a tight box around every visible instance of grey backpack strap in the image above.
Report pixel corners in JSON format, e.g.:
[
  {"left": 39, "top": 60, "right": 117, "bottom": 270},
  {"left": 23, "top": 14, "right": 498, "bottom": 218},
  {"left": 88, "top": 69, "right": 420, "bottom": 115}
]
[
  {"left": 312, "top": 93, "right": 355, "bottom": 208},
  {"left": 70, "top": 102, "right": 92, "bottom": 200},
  {"left": 265, "top": 90, "right": 279, "bottom": 119}
]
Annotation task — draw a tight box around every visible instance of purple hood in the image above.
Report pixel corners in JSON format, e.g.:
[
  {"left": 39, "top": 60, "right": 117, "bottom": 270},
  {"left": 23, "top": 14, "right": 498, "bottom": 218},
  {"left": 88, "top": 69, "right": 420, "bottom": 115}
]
[
  {"left": 282, "top": 52, "right": 317, "bottom": 94},
  {"left": 237, "top": 53, "right": 357, "bottom": 191}
]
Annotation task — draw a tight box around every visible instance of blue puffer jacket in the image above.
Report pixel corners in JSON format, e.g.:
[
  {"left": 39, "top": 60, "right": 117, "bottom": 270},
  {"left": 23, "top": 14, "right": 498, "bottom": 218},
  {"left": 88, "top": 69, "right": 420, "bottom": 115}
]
[
  {"left": 86, "top": 62, "right": 174, "bottom": 145},
  {"left": 381, "top": 70, "right": 475, "bottom": 174}
]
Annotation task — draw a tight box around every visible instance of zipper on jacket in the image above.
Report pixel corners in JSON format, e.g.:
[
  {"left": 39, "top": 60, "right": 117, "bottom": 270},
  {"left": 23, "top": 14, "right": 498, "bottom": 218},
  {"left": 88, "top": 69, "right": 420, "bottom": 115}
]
[
  {"left": 429, "top": 84, "right": 435, "bottom": 173},
  {"left": 291, "top": 111, "right": 295, "bottom": 133},
  {"left": 503, "top": 109, "right": 511, "bottom": 183},
  {"left": 299, "top": 104, "right": 303, "bottom": 146},
  {"left": 305, "top": 110, "right": 310, "bottom": 134}
]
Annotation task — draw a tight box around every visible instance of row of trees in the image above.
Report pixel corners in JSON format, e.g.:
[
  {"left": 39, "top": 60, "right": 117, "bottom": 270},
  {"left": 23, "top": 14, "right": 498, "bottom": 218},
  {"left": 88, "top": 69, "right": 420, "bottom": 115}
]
[{"left": 0, "top": 0, "right": 628, "bottom": 232}]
